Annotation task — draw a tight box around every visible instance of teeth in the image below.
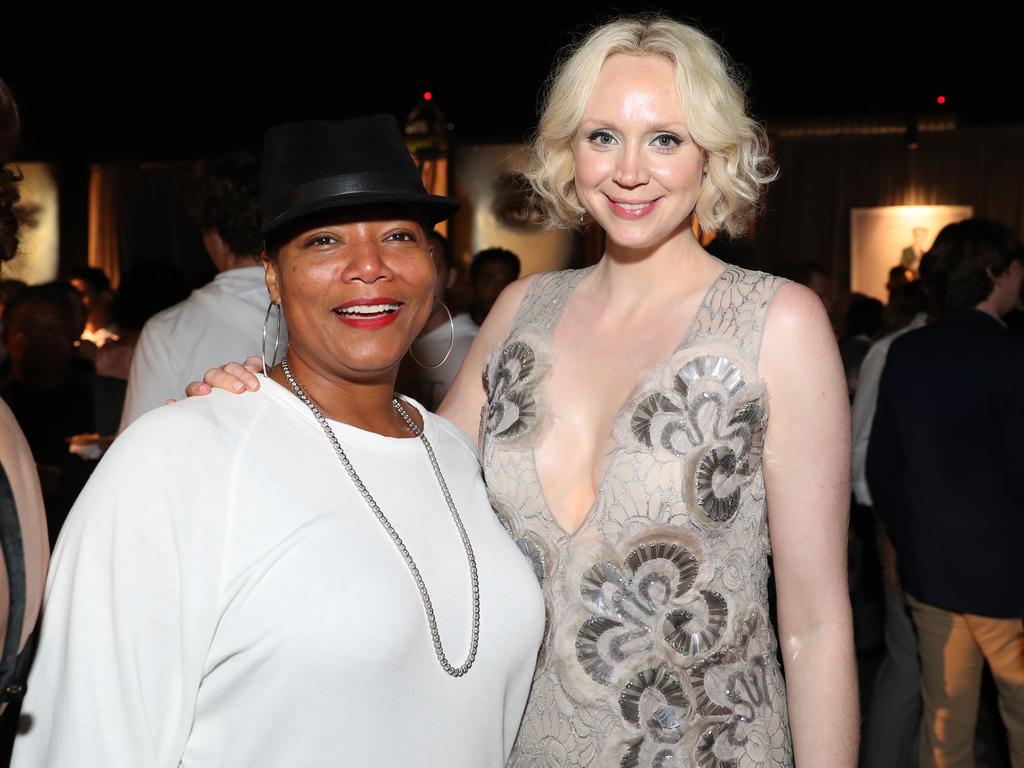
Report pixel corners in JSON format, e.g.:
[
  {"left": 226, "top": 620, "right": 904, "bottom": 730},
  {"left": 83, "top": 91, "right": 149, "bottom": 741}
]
[
  {"left": 338, "top": 304, "right": 400, "bottom": 315},
  {"left": 617, "top": 202, "right": 652, "bottom": 210}
]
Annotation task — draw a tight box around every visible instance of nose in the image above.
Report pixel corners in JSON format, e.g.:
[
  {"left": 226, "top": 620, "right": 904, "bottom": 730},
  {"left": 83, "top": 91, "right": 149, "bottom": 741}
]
[
  {"left": 342, "top": 238, "right": 394, "bottom": 284},
  {"left": 612, "top": 142, "right": 649, "bottom": 188}
]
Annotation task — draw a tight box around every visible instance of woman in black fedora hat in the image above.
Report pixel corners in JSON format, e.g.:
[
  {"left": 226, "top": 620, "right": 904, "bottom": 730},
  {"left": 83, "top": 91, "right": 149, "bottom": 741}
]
[{"left": 12, "top": 114, "right": 544, "bottom": 768}]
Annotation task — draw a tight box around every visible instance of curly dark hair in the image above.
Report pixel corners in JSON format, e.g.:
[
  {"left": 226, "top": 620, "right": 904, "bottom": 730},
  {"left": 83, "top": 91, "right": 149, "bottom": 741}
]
[
  {"left": 186, "top": 153, "right": 262, "bottom": 258},
  {"left": 925, "top": 219, "right": 1024, "bottom": 312},
  {"left": 0, "top": 78, "right": 22, "bottom": 264}
]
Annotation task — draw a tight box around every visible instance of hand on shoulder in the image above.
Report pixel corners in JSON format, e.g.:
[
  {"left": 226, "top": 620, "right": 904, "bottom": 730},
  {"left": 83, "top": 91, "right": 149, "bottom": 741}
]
[{"left": 184, "top": 356, "right": 264, "bottom": 398}]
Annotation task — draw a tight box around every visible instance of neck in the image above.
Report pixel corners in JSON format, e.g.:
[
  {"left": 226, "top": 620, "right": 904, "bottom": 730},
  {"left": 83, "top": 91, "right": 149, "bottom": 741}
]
[
  {"left": 221, "top": 256, "right": 259, "bottom": 273},
  {"left": 590, "top": 222, "right": 720, "bottom": 313},
  {"left": 976, "top": 290, "right": 1011, "bottom": 319},
  {"left": 271, "top": 351, "right": 418, "bottom": 437}
]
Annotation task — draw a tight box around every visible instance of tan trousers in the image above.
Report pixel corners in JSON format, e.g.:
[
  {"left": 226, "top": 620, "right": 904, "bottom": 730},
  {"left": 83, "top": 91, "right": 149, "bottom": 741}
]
[{"left": 908, "top": 595, "right": 1024, "bottom": 767}]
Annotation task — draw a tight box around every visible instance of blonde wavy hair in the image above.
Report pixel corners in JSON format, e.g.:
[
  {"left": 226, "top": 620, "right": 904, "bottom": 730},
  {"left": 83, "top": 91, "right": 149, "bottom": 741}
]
[{"left": 527, "top": 16, "right": 776, "bottom": 238}]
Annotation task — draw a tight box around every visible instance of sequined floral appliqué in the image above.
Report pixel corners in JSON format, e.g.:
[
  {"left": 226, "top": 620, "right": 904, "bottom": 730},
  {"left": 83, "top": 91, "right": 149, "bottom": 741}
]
[
  {"left": 551, "top": 527, "right": 790, "bottom": 768},
  {"left": 626, "top": 348, "right": 767, "bottom": 532},
  {"left": 567, "top": 529, "right": 727, "bottom": 691},
  {"left": 690, "top": 613, "right": 791, "bottom": 767},
  {"left": 480, "top": 337, "right": 547, "bottom": 448}
]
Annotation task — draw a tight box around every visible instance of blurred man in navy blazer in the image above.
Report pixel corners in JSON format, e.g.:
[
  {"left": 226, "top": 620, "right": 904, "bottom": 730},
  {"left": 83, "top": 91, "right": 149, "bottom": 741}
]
[{"left": 868, "top": 219, "right": 1024, "bottom": 767}]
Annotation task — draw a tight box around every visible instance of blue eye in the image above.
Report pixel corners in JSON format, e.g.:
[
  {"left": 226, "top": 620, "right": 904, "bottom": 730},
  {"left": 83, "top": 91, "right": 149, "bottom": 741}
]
[
  {"left": 587, "top": 130, "right": 617, "bottom": 147},
  {"left": 652, "top": 133, "right": 682, "bottom": 149}
]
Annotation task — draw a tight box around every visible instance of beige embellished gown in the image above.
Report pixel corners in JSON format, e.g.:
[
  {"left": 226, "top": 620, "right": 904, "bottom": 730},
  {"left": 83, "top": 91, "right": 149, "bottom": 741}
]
[{"left": 480, "top": 265, "right": 794, "bottom": 768}]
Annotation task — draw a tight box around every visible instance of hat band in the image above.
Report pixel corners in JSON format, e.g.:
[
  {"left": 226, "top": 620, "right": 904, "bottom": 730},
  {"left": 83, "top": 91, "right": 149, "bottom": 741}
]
[{"left": 264, "top": 171, "right": 425, "bottom": 228}]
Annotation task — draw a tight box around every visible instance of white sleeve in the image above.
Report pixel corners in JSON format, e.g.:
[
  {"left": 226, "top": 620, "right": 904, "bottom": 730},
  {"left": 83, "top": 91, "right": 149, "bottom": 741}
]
[
  {"left": 850, "top": 339, "right": 889, "bottom": 506},
  {"left": 119, "top": 321, "right": 177, "bottom": 432},
  {"left": 12, "top": 415, "right": 224, "bottom": 768}
]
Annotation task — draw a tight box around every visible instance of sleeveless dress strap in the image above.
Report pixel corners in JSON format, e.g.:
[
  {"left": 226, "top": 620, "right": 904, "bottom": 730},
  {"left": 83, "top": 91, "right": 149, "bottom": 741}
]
[
  {"left": 682, "top": 266, "right": 789, "bottom": 366},
  {"left": 507, "top": 267, "right": 593, "bottom": 339}
]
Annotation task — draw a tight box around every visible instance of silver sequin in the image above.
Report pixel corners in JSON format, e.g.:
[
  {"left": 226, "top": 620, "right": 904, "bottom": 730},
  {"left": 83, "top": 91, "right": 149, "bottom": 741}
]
[
  {"left": 618, "top": 666, "right": 689, "bottom": 729},
  {"left": 664, "top": 590, "right": 729, "bottom": 657},
  {"left": 695, "top": 447, "right": 742, "bottom": 524}
]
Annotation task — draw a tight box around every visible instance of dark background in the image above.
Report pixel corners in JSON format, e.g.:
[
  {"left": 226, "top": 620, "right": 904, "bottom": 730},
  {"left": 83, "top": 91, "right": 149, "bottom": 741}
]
[{"left": 2, "top": 5, "right": 1019, "bottom": 161}]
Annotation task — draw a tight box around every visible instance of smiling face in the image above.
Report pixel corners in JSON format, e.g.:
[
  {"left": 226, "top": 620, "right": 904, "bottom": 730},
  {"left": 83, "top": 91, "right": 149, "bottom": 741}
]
[
  {"left": 572, "top": 54, "right": 706, "bottom": 251},
  {"left": 265, "top": 206, "right": 436, "bottom": 385}
]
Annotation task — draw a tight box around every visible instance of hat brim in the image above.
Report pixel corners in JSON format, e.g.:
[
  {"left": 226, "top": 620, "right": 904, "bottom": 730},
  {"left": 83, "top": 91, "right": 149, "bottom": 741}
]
[{"left": 262, "top": 191, "right": 460, "bottom": 237}]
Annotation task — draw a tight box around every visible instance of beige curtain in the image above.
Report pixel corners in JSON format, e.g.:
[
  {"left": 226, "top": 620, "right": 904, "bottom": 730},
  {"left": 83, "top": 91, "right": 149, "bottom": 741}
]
[{"left": 87, "top": 165, "right": 121, "bottom": 288}]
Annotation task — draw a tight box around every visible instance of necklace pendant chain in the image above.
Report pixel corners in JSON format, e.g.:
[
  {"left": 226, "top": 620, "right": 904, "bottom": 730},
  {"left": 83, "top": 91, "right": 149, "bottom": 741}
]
[{"left": 280, "top": 358, "right": 480, "bottom": 677}]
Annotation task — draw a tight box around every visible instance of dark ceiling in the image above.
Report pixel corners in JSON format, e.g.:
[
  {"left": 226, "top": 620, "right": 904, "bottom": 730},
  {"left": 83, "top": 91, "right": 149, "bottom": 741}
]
[{"left": 3, "top": 5, "right": 1018, "bottom": 161}]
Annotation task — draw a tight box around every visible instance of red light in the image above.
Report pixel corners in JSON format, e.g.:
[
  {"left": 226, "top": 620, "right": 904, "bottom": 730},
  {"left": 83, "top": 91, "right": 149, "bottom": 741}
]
[
  {"left": 424, "top": 91, "right": 433, "bottom": 101},
  {"left": 937, "top": 95, "right": 946, "bottom": 105}
]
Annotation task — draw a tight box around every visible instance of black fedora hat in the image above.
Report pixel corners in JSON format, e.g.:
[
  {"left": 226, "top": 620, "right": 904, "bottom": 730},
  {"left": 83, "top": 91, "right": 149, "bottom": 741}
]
[{"left": 260, "top": 114, "right": 460, "bottom": 236}]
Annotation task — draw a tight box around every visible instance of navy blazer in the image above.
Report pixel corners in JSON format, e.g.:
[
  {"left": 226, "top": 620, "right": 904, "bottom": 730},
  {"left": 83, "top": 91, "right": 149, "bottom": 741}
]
[{"left": 867, "top": 309, "right": 1024, "bottom": 618}]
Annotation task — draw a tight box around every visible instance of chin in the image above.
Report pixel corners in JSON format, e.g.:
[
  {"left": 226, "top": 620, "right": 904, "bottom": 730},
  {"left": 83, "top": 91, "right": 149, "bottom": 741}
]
[
  {"left": 335, "top": 359, "right": 404, "bottom": 384},
  {"left": 601, "top": 225, "right": 672, "bottom": 251},
  {"left": 599, "top": 215, "right": 695, "bottom": 252}
]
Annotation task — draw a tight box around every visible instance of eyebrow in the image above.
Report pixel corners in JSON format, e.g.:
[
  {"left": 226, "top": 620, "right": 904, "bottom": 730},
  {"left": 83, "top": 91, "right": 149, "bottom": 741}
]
[{"left": 578, "top": 119, "right": 690, "bottom": 133}]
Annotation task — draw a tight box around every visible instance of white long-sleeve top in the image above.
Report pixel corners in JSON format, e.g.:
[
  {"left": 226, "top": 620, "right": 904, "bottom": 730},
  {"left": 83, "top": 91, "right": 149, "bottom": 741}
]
[
  {"left": 14, "top": 379, "right": 544, "bottom": 768},
  {"left": 851, "top": 312, "right": 927, "bottom": 506},
  {"left": 120, "top": 266, "right": 284, "bottom": 430}
]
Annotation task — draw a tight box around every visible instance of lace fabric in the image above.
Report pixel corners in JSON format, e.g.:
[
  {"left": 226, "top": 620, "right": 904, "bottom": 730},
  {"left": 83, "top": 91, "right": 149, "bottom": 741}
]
[{"left": 481, "top": 265, "right": 794, "bottom": 768}]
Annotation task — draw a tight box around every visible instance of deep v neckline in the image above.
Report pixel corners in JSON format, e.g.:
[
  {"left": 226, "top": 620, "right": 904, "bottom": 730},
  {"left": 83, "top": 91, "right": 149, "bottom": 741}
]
[{"left": 530, "top": 262, "right": 731, "bottom": 538}]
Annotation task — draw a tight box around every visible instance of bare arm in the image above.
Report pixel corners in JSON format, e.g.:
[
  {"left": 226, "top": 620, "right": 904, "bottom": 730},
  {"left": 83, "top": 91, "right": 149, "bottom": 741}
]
[
  {"left": 437, "top": 275, "right": 537, "bottom": 445},
  {"left": 759, "top": 282, "right": 858, "bottom": 766}
]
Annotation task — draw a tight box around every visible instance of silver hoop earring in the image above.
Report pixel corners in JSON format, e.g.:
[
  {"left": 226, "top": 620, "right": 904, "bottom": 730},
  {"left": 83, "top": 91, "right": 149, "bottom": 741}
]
[
  {"left": 409, "top": 300, "right": 455, "bottom": 370},
  {"left": 262, "top": 301, "right": 282, "bottom": 375}
]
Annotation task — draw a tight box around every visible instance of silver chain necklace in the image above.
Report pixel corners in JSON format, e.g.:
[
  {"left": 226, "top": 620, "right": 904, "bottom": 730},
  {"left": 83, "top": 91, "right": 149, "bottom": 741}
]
[{"left": 280, "top": 357, "right": 479, "bottom": 677}]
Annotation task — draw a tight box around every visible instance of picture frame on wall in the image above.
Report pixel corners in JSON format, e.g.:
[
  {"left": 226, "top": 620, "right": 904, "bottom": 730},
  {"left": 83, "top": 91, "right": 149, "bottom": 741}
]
[
  {"left": 6, "top": 162, "right": 59, "bottom": 285},
  {"left": 453, "top": 143, "right": 581, "bottom": 277},
  {"left": 850, "top": 205, "right": 973, "bottom": 301}
]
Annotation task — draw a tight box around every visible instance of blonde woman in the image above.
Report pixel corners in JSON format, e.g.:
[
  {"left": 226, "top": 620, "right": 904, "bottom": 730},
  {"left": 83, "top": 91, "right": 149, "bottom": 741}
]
[{"left": 197, "top": 16, "right": 857, "bottom": 767}]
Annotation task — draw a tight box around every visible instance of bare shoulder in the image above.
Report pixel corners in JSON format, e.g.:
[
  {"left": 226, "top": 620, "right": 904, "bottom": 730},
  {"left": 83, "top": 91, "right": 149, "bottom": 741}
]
[
  {"left": 765, "top": 280, "right": 831, "bottom": 335},
  {"left": 760, "top": 281, "right": 837, "bottom": 381}
]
